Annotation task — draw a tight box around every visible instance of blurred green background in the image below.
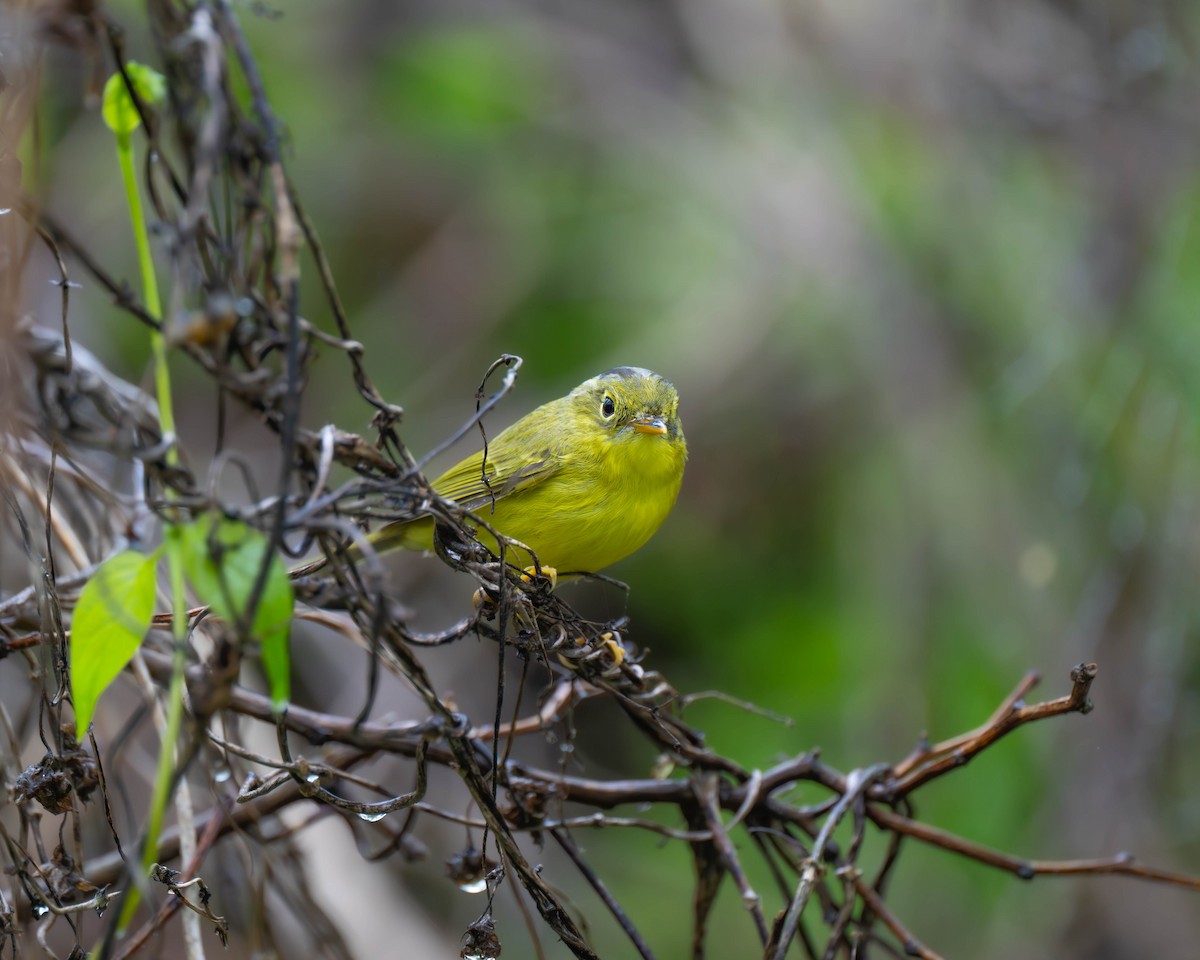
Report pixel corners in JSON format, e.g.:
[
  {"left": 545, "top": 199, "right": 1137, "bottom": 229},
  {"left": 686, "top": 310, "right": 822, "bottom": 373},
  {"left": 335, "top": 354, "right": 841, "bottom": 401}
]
[{"left": 32, "top": 0, "right": 1200, "bottom": 956}]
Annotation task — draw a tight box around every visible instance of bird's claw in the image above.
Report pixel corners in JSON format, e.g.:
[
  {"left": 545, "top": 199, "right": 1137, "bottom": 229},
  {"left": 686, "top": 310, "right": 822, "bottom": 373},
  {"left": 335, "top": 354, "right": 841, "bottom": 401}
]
[{"left": 520, "top": 565, "right": 558, "bottom": 591}]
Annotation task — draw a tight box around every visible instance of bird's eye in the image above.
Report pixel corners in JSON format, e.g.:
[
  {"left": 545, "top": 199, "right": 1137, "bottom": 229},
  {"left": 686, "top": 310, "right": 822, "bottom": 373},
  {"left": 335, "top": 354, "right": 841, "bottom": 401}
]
[{"left": 601, "top": 395, "right": 616, "bottom": 419}]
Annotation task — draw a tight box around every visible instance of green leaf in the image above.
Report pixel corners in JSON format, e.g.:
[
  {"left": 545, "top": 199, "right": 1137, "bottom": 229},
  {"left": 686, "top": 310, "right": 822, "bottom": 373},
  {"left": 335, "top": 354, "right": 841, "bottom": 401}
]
[
  {"left": 71, "top": 549, "right": 159, "bottom": 734},
  {"left": 181, "top": 515, "right": 294, "bottom": 710},
  {"left": 102, "top": 62, "right": 168, "bottom": 136}
]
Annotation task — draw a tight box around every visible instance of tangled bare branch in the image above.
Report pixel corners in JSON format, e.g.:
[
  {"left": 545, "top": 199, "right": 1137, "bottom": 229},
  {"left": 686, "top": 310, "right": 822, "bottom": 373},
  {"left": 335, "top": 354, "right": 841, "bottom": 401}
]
[{"left": 0, "top": 2, "right": 1196, "bottom": 959}]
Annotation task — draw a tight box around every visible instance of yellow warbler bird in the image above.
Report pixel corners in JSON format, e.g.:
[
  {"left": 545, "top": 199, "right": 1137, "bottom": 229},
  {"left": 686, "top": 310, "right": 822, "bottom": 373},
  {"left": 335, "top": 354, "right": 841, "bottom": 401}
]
[{"left": 372, "top": 366, "right": 686, "bottom": 575}]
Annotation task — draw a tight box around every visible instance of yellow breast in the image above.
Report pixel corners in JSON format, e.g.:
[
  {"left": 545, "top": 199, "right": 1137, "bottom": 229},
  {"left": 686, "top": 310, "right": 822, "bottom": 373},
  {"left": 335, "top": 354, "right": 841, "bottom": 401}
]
[{"left": 480, "top": 429, "right": 686, "bottom": 573}]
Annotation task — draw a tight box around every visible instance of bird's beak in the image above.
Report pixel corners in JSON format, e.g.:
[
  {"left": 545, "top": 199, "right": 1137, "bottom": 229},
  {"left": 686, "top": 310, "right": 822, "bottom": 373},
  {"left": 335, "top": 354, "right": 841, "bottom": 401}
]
[{"left": 630, "top": 415, "right": 668, "bottom": 436}]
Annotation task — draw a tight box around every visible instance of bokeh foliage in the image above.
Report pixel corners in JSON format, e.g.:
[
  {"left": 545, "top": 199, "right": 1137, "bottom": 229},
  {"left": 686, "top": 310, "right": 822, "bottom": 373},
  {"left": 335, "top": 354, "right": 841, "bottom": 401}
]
[{"left": 23, "top": 0, "right": 1200, "bottom": 956}]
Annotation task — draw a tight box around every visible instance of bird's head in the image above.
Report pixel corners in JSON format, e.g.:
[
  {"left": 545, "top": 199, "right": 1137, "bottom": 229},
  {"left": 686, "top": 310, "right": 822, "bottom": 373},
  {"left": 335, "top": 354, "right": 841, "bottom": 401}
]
[{"left": 572, "top": 367, "right": 685, "bottom": 448}]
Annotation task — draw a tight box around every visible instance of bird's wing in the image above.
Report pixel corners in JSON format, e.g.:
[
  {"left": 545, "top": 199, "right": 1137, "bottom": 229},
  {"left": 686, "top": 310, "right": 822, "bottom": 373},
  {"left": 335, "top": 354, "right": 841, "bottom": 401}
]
[{"left": 431, "top": 441, "right": 560, "bottom": 513}]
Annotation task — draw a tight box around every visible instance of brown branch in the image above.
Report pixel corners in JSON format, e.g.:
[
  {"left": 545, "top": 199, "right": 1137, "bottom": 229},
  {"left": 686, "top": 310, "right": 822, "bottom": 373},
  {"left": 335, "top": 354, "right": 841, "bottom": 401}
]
[
  {"left": 694, "top": 772, "right": 770, "bottom": 946},
  {"left": 81, "top": 745, "right": 372, "bottom": 888},
  {"left": 888, "top": 663, "right": 1097, "bottom": 796},
  {"left": 852, "top": 878, "right": 944, "bottom": 960},
  {"left": 891, "top": 670, "right": 1041, "bottom": 779},
  {"left": 7, "top": 1, "right": 1200, "bottom": 956},
  {"left": 765, "top": 764, "right": 890, "bottom": 960},
  {"left": 869, "top": 806, "right": 1200, "bottom": 891},
  {"left": 552, "top": 829, "right": 657, "bottom": 960}
]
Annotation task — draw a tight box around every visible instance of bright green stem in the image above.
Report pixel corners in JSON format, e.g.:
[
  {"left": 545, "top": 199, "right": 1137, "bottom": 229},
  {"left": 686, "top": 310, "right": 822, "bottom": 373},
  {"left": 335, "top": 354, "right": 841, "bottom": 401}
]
[
  {"left": 108, "top": 126, "right": 191, "bottom": 939},
  {"left": 141, "top": 548, "right": 190, "bottom": 863},
  {"left": 115, "top": 128, "right": 176, "bottom": 460}
]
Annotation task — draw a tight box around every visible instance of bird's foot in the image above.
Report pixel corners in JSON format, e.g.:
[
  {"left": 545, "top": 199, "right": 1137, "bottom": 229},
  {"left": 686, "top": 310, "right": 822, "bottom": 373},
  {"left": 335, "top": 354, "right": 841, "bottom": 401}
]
[
  {"left": 472, "top": 586, "right": 496, "bottom": 616},
  {"left": 520, "top": 565, "right": 558, "bottom": 591},
  {"left": 600, "top": 631, "right": 625, "bottom": 667}
]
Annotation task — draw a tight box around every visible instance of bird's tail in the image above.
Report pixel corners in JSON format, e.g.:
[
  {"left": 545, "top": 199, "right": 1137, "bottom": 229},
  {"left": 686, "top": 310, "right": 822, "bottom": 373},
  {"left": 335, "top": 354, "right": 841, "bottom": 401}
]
[{"left": 290, "top": 517, "right": 434, "bottom": 579}]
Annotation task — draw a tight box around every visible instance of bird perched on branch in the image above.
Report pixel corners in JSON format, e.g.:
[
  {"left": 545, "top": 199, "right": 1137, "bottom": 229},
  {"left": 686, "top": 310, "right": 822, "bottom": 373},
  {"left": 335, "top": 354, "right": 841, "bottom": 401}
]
[{"left": 370, "top": 366, "right": 687, "bottom": 578}]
